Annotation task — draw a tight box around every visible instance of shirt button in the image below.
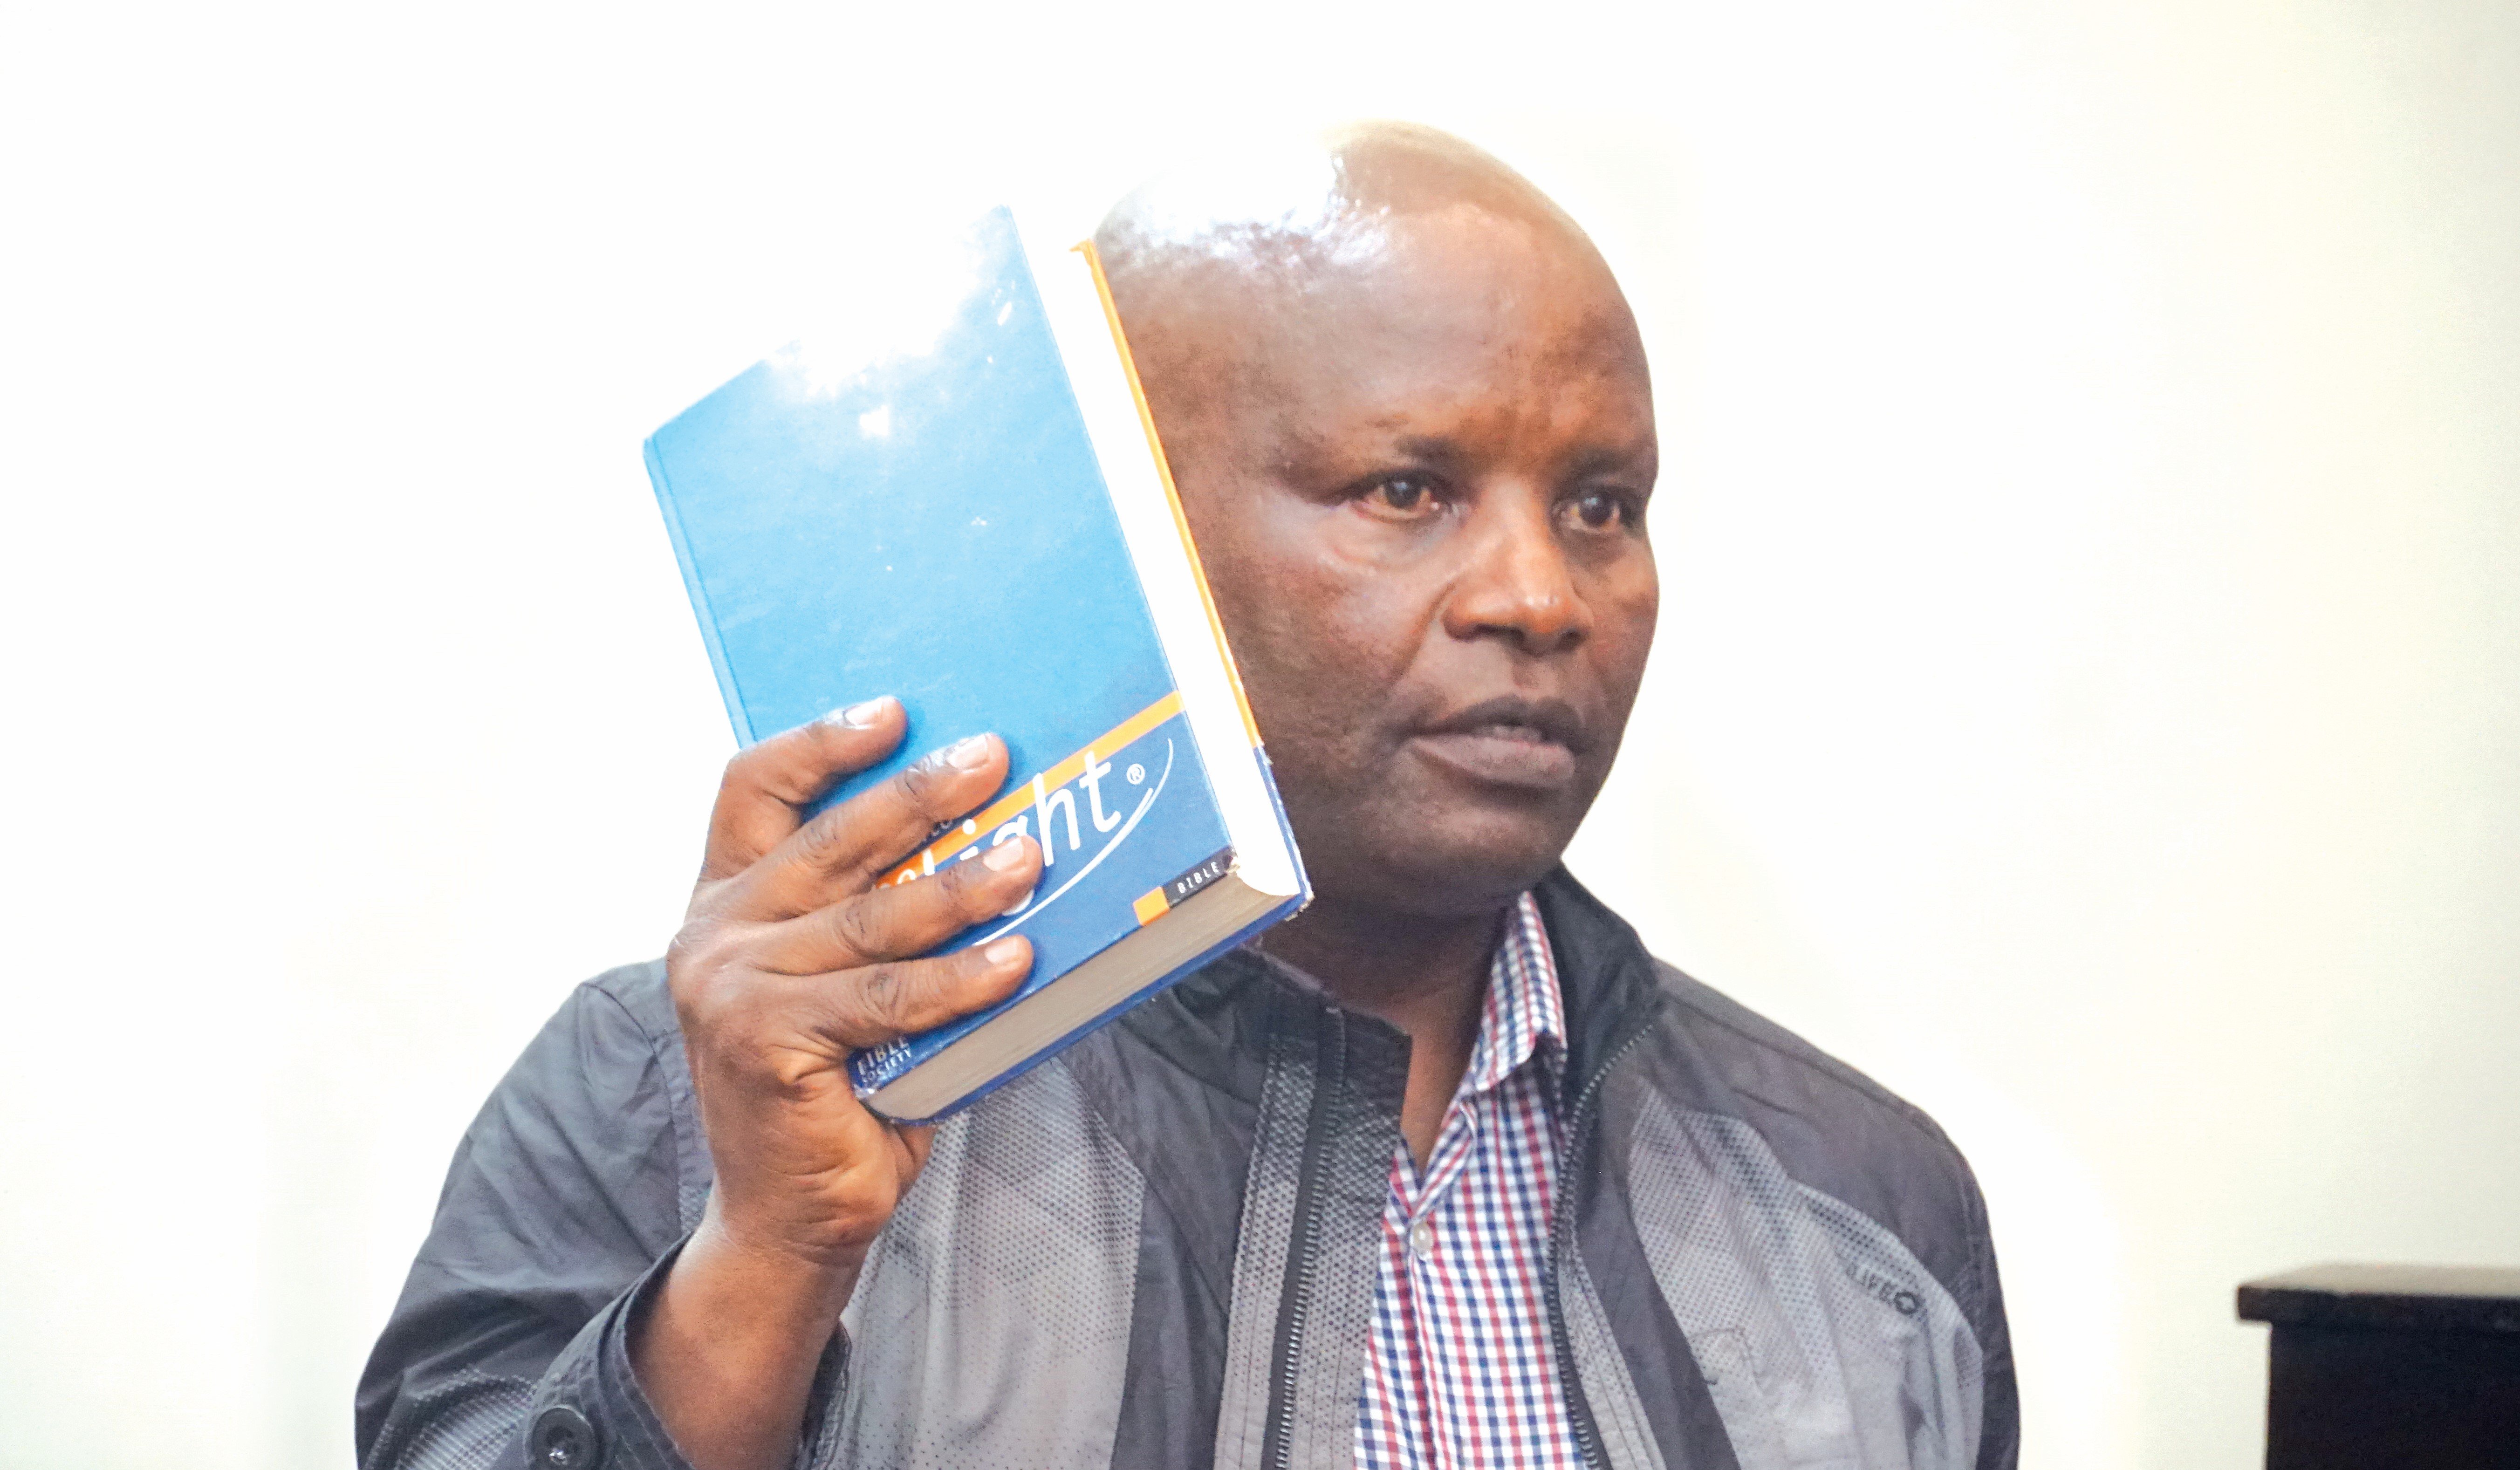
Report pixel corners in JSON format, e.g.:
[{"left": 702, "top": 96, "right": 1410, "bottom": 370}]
[
  {"left": 530, "top": 1405, "right": 601, "bottom": 1469},
  {"left": 1409, "top": 1222, "right": 1435, "bottom": 1259}
]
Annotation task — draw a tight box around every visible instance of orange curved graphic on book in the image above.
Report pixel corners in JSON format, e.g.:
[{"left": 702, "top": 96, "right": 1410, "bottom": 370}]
[{"left": 882, "top": 690, "right": 1185, "bottom": 885}]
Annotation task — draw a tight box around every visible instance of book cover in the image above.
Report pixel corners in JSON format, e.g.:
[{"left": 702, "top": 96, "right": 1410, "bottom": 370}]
[{"left": 642, "top": 207, "right": 1304, "bottom": 1120}]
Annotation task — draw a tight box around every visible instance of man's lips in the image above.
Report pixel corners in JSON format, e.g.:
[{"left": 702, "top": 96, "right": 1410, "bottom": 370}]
[{"left": 1407, "top": 697, "right": 1588, "bottom": 791}]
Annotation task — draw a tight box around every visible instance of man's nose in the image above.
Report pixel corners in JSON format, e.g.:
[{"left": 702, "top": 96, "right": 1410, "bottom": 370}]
[{"left": 1441, "top": 490, "right": 1591, "bottom": 654}]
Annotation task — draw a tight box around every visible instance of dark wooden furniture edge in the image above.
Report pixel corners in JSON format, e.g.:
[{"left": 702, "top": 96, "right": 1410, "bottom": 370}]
[{"left": 2238, "top": 1262, "right": 2520, "bottom": 1337}]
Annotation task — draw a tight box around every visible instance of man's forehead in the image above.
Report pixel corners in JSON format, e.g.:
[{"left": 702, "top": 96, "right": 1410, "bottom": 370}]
[
  {"left": 1261, "top": 219, "right": 1644, "bottom": 403},
  {"left": 1098, "top": 124, "right": 1650, "bottom": 459},
  {"left": 1148, "top": 234, "right": 1639, "bottom": 449}
]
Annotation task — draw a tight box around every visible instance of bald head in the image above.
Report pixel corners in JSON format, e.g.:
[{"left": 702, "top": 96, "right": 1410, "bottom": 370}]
[
  {"left": 1090, "top": 122, "right": 1659, "bottom": 929},
  {"left": 1095, "top": 121, "right": 1622, "bottom": 329},
  {"left": 1098, "top": 122, "right": 1592, "bottom": 274}
]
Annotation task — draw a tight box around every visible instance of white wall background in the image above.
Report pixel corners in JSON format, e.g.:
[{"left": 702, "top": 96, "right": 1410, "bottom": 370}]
[{"left": 3, "top": 1, "right": 2514, "bottom": 1466}]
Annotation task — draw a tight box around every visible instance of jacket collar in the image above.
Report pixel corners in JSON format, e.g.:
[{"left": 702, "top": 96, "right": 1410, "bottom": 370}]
[
  {"left": 1528, "top": 867, "right": 1668, "bottom": 1103},
  {"left": 1144, "top": 867, "right": 1667, "bottom": 1113}
]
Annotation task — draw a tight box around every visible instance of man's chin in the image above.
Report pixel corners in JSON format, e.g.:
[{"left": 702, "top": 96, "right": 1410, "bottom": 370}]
[{"left": 1308, "top": 810, "right": 1580, "bottom": 919}]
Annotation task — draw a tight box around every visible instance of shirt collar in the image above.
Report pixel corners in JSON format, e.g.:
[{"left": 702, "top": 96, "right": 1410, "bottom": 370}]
[{"left": 1460, "top": 891, "right": 1568, "bottom": 1096}]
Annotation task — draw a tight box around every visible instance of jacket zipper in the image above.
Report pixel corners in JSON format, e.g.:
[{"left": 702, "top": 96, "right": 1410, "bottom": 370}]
[
  {"left": 1545, "top": 1020, "right": 1656, "bottom": 1470},
  {"left": 1253, "top": 991, "right": 1653, "bottom": 1470},
  {"left": 1259, "top": 1009, "right": 1345, "bottom": 1470}
]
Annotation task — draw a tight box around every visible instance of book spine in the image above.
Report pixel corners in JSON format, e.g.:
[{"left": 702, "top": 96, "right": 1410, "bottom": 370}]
[
  {"left": 849, "top": 1036, "right": 923, "bottom": 1093},
  {"left": 1074, "top": 240, "right": 1267, "bottom": 753},
  {"left": 642, "top": 435, "right": 755, "bottom": 746}
]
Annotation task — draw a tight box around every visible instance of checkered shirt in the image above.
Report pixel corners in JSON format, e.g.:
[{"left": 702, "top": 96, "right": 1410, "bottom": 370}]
[{"left": 1353, "top": 892, "right": 1580, "bottom": 1470}]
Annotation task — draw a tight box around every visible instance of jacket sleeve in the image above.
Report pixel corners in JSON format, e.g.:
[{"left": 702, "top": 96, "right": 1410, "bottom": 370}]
[
  {"left": 1962, "top": 1150, "right": 2020, "bottom": 1470},
  {"left": 356, "top": 965, "right": 708, "bottom": 1470}
]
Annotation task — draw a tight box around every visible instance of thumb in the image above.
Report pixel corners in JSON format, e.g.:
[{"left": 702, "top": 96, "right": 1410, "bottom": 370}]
[{"left": 891, "top": 1123, "right": 937, "bottom": 1184}]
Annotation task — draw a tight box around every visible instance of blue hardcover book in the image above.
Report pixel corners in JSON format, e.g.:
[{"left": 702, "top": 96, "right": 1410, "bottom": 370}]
[{"left": 642, "top": 207, "right": 1308, "bottom": 1122}]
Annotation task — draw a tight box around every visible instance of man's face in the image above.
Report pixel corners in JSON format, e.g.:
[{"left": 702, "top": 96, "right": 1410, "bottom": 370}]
[{"left": 1130, "top": 205, "right": 1660, "bottom": 917}]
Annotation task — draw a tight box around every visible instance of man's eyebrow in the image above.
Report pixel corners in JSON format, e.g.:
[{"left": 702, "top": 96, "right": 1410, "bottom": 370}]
[
  {"left": 1390, "top": 435, "right": 1471, "bottom": 473},
  {"left": 1288, "top": 432, "right": 1654, "bottom": 482},
  {"left": 1562, "top": 442, "right": 1657, "bottom": 482},
  {"left": 1280, "top": 431, "right": 1472, "bottom": 478}
]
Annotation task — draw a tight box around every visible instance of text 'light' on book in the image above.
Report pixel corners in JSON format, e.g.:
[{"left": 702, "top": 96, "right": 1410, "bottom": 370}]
[{"left": 881, "top": 693, "right": 1192, "bottom": 939}]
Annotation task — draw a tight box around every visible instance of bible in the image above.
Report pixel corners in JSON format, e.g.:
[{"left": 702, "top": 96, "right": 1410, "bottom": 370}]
[{"left": 642, "top": 207, "right": 1308, "bottom": 1121}]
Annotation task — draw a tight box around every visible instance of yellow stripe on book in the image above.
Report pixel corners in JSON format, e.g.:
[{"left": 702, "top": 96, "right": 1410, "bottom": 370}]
[
  {"left": 1074, "top": 239, "right": 1266, "bottom": 751},
  {"left": 1132, "top": 888, "right": 1170, "bottom": 926},
  {"left": 882, "top": 689, "right": 1186, "bottom": 885}
]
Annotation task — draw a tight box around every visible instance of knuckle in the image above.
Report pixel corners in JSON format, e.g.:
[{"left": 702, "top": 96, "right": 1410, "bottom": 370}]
[
  {"left": 895, "top": 757, "right": 945, "bottom": 813},
  {"left": 944, "top": 852, "right": 1000, "bottom": 906},
  {"left": 666, "top": 926, "right": 787, "bottom": 1045},
  {"left": 896, "top": 749, "right": 971, "bottom": 818},
  {"left": 682, "top": 875, "right": 740, "bottom": 926},
  {"left": 893, "top": 962, "right": 951, "bottom": 1021},
  {"left": 666, "top": 923, "right": 736, "bottom": 995},
  {"left": 822, "top": 898, "right": 886, "bottom": 963},
  {"left": 671, "top": 972, "right": 747, "bottom": 1053},
  {"left": 790, "top": 808, "right": 851, "bottom": 874},
  {"left": 717, "top": 743, "right": 783, "bottom": 804},
  {"left": 849, "top": 964, "right": 911, "bottom": 1032}
]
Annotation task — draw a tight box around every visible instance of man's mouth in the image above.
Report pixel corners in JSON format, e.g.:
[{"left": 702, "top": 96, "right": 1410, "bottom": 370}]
[{"left": 1409, "top": 697, "right": 1587, "bottom": 791}]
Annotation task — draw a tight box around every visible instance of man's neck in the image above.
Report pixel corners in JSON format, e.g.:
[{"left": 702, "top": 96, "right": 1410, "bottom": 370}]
[{"left": 1258, "top": 896, "right": 1507, "bottom": 1166}]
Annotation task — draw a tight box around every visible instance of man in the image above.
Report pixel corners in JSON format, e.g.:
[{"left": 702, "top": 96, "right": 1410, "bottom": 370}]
[{"left": 360, "top": 123, "right": 2017, "bottom": 1470}]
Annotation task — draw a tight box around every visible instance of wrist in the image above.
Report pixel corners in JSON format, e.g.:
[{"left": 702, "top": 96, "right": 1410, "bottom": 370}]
[
  {"left": 677, "top": 1213, "right": 866, "bottom": 1330},
  {"left": 629, "top": 1223, "right": 861, "bottom": 1470},
  {"left": 633, "top": 1217, "right": 861, "bottom": 1398}
]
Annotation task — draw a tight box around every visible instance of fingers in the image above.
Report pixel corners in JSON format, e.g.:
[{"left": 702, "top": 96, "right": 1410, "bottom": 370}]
[
  {"left": 794, "top": 934, "right": 1036, "bottom": 1052},
  {"left": 701, "top": 697, "right": 908, "bottom": 882},
  {"left": 756, "top": 836, "right": 1042, "bottom": 976},
  {"left": 737, "top": 732, "right": 1013, "bottom": 919}
]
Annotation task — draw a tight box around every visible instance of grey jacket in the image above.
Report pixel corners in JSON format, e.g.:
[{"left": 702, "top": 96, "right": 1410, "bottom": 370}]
[{"left": 358, "top": 871, "right": 2017, "bottom": 1470}]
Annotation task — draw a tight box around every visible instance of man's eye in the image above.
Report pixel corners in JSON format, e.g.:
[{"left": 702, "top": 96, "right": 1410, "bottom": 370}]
[
  {"left": 1565, "top": 489, "right": 1636, "bottom": 531},
  {"left": 1363, "top": 475, "right": 1439, "bottom": 515}
]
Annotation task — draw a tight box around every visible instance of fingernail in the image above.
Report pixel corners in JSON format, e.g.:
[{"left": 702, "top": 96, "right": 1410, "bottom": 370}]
[
  {"left": 827, "top": 696, "right": 895, "bottom": 729},
  {"left": 944, "top": 734, "right": 994, "bottom": 771},
  {"left": 984, "top": 937, "right": 1027, "bottom": 965},
  {"left": 982, "top": 841, "right": 1027, "bottom": 873}
]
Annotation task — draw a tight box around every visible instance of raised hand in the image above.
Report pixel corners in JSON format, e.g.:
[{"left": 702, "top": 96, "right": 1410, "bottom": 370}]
[{"left": 632, "top": 697, "right": 1041, "bottom": 1470}]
